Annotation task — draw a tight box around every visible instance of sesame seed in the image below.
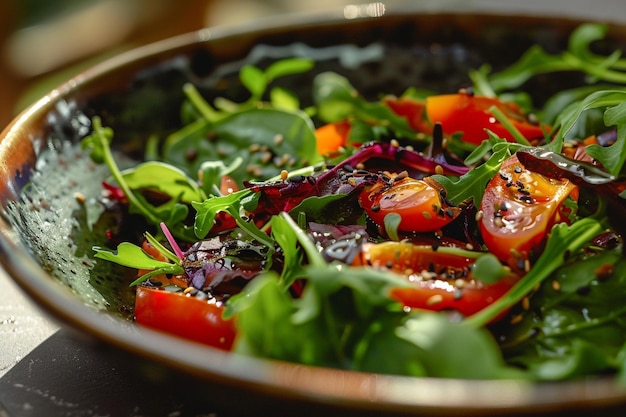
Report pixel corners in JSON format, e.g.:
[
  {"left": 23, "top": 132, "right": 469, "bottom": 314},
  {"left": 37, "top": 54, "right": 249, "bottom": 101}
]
[
  {"left": 390, "top": 139, "right": 400, "bottom": 147},
  {"left": 510, "top": 314, "right": 523, "bottom": 325},
  {"left": 426, "top": 294, "right": 443, "bottom": 306},
  {"left": 280, "top": 170, "right": 289, "bottom": 181},
  {"left": 551, "top": 280, "right": 561, "bottom": 291},
  {"left": 260, "top": 151, "right": 273, "bottom": 164},
  {"left": 435, "top": 165, "right": 444, "bottom": 175},
  {"left": 494, "top": 217, "right": 504, "bottom": 228},
  {"left": 522, "top": 296, "right": 530, "bottom": 311}
]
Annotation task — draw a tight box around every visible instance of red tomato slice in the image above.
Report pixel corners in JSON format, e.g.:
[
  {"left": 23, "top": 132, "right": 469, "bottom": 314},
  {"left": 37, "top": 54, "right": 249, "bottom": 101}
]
[
  {"left": 479, "top": 153, "right": 578, "bottom": 267},
  {"left": 355, "top": 241, "right": 519, "bottom": 318},
  {"left": 134, "top": 286, "right": 236, "bottom": 350},
  {"left": 425, "top": 94, "right": 547, "bottom": 145},
  {"left": 359, "top": 175, "right": 460, "bottom": 233}
]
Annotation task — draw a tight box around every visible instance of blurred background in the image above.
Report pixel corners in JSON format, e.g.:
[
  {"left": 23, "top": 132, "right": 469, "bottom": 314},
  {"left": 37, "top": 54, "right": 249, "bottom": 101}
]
[
  {"left": 2, "top": 0, "right": 623, "bottom": 131},
  {"left": 0, "top": 0, "right": 356, "bottom": 129}
]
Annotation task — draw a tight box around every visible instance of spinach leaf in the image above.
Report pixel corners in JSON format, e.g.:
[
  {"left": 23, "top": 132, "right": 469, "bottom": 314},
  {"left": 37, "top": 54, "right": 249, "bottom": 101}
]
[
  {"left": 500, "top": 250, "right": 626, "bottom": 380},
  {"left": 163, "top": 108, "right": 321, "bottom": 185}
]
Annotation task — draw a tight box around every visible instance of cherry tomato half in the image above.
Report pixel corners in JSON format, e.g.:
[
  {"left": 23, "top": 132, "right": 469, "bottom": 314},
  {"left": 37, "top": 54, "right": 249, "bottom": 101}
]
[
  {"left": 425, "top": 94, "right": 547, "bottom": 145},
  {"left": 135, "top": 286, "right": 236, "bottom": 350},
  {"left": 354, "top": 241, "right": 519, "bottom": 318},
  {"left": 479, "top": 153, "right": 578, "bottom": 267},
  {"left": 359, "top": 175, "right": 460, "bottom": 233}
]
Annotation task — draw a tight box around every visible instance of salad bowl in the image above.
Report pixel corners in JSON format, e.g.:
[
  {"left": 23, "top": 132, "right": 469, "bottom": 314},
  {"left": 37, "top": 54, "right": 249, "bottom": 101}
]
[{"left": 2, "top": 3, "right": 626, "bottom": 416}]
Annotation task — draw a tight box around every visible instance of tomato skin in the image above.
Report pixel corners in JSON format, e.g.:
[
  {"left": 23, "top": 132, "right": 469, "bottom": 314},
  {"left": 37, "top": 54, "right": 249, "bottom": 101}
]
[
  {"left": 479, "top": 154, "right": 578, "bottom": 266},
  {"left": 315, "top": 121, "right": 352, "bottom": 156},
  {"left": 425, "top": 94, "right": 547, "bottom": 145},
  {"left": 134, "top": 286, "right": 236, "bottom": 350},
  {"left": 359, "top": 175, "right": 460, "bottom": 233},
  {"left": 355, "top": 241, "right": 519, "bottom": 318}
]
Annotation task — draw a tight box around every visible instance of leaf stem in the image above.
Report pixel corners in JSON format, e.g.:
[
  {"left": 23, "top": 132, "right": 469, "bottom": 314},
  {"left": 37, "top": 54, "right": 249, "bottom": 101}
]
[{"left": 92, "top": 117, "right": 161, "bottom": 225}]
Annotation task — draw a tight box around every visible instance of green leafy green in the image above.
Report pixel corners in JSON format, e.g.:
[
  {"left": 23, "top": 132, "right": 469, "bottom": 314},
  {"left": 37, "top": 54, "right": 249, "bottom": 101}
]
[
  {"left": 82, "top": 117, "right": 196, "bottom": 241},
  {"left": 471, "top": 253, "right": 508, "bottom": 284},
  {"left": 122, "top": 161, "right": 204, "bottom": 203},
  {"left": 163, "top": 108, "right": 321, "bottom": 185},
  {"left": 500, "top": 250, "right": 626, "bottom": 380},
  {"left": 431, "top": 140, "right": 513, "bottom": 205},
  {"left": 191, "top": 191, "right": 273, "bottom": 247},
  {"left": 312, "top": 72, "right": 418, "bottom": 142},
  {"left": 479, "top": 23, "right": 626, "bottom": 94},
  {"left": 93, "top": 241, "right": 183, "bottom": 286},
  {"left": 464, "top": 217, "right": 604, "bottom": 328}
]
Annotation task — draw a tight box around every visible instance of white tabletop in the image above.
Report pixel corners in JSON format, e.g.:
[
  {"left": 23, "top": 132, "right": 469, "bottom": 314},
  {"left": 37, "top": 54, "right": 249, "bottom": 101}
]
[{"left": 0, "top": 269, "right": 58, "bottom": 378}]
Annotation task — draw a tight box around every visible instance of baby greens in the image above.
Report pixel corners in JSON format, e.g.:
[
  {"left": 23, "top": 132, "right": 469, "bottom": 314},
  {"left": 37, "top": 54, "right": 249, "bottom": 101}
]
[{"left": 84, "top": 23, "right": 626, "bottom": 381}]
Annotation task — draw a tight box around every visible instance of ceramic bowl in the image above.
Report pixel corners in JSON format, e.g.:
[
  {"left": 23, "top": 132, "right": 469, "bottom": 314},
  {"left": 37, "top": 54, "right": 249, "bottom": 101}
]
[{"left": 2, "top": 4, "right": 626, "bottom": 416}]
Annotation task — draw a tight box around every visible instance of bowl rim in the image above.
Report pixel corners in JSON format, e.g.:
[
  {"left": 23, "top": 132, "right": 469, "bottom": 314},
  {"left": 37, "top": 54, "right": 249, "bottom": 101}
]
[{"left": 2, "top": 4, "right": 626, "bottom": 415}]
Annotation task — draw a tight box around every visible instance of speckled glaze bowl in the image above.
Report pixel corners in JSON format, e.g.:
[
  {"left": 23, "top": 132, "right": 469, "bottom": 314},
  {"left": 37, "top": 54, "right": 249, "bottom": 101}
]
[{"left": 2, "top": 4, "right": 626, "bottom": 416}]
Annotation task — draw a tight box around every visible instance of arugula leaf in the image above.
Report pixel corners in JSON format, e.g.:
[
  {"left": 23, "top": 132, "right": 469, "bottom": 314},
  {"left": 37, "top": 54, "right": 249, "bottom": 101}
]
[
  {"left": 431, "top": 140, "right": 513, "bottom": 205},
  {"left": 484, "top": 23, "right": 626, "bottom": 93},
  {"left": 192, "top": 191, "right": 273, "bottom": 248},
  {"left": 93, "top": 242, "right": 183, "bottom": 286},
  {"left": 584, "top": 100, "right": 626, "bottom": 175},
  {"left": 546, "top": 89, "right": 626, "bottom": 160}
]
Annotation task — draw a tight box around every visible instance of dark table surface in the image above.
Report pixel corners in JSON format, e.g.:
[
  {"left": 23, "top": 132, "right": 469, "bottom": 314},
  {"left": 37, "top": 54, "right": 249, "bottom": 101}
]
[{"left": 0, "top": 328, "right": 249, "bottom": 417}]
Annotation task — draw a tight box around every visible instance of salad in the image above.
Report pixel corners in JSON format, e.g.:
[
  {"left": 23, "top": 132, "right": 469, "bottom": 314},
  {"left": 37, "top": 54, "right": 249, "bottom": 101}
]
[{"left": 82, "top": 23, "right": 626, "bottom": 381}]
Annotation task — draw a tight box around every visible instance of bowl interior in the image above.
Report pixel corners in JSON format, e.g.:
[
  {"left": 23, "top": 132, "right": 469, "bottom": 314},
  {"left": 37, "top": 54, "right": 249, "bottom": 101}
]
[{"left": 2, "top": 8, "right": 626, "bottom": 416}]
